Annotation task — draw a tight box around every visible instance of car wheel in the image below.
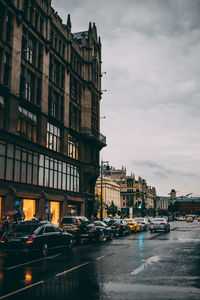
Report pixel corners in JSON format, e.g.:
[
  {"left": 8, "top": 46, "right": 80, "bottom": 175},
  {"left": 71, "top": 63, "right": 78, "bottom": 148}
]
[
  {"left": 41, "top": 243, "right": 48, "bottom": 257},
  {"left": 67, "top": 238, "right": 73, "bottom": 250},
  {"left": 98, "top": 231, "right": 104, "bottom": 242},
  {"left": 109, "top": 232, "right": 114, "bottom": 240}
]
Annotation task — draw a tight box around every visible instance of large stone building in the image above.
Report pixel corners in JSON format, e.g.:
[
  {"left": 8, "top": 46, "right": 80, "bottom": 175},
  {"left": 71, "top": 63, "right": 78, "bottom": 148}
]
[
  {"left": 95, "top": 177, "right": 120, "bottom": 217},
  {"left": 0, "top": 0, "right": 106, "bottom": 224},
  {"left": 103, "top": 166, "right": 157, "bottom": 216}
]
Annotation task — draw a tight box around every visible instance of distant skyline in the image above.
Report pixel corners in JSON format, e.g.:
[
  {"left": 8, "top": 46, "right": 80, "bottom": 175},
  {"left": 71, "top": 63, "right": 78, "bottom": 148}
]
[{"left": 52, "top": 0, "right": 200, "bottom": 196}]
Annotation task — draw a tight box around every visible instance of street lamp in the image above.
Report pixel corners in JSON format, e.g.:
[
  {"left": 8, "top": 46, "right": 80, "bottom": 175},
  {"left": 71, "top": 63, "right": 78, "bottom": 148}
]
[{"left": 100, "top": 159, "right": 109, "bottom": 221}]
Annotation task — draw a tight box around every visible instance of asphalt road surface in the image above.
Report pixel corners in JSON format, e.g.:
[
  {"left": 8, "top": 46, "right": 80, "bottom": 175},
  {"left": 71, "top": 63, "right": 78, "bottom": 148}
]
[{"left": 0, "top": 221, "right": 200, "bottom": 300}]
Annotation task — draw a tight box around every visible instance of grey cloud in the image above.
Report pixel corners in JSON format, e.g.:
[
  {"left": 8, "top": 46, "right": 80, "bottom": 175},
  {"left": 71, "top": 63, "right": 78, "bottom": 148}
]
[{"left": 131, "top": 160, "right": 197, "bottom": 178}]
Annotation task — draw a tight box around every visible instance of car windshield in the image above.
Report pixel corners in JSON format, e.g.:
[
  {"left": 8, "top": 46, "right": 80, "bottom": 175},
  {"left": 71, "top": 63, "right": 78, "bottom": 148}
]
[
  {"left": 94, "top": 221, "right": 107, "bottom": 226},
  {"left": 108, "top": 220, "right": 119, "bottom": 224},
  {"left": 62, "top": 218, "right": 77, "bottom": 224},
  {"left": 14, "top": 223, "right": 40, "bottom": 234},
  {"left": 152, "top": 218, "right": 165, "bottom": 222}
]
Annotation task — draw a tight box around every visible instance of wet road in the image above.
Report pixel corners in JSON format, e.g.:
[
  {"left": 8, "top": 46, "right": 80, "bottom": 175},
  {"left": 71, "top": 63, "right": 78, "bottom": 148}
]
[{"left": 0, "top": 221, "right": 200, "bottom": 299}]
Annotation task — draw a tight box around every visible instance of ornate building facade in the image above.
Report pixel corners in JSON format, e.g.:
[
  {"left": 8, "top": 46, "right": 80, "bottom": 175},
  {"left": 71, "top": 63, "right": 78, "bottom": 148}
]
[
  {"left": 103, "top": 166, "right": 156, "bottom": 216},
  {"left": 0, "top": 0, "right": 106, "bottom": 224}
]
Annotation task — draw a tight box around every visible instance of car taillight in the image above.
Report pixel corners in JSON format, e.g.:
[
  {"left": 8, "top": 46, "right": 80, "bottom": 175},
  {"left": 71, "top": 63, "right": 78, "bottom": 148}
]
[
  {"left": 0, "top": 236, "right": 5, "bottom": 243},
  {"left": 160, "top": 223, "right": 165, "bottom": 225},
  {"left": 26, "top": 235, "right": 36, "bottom": 244},
  {"left": 117, "top": 224, "right": 121, "bottom": 228},
  {"left": 91, "top": 227, "right": 97, "bottom": 231}
]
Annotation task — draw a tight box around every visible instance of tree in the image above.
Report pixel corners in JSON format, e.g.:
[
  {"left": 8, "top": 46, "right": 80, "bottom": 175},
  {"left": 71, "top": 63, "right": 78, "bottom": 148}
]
[
  {"left": 168, "top": 201, "right": 180, "bottom": 216},
  {"left": 106, "top": 201, "right": 118, "bottom": 216}
]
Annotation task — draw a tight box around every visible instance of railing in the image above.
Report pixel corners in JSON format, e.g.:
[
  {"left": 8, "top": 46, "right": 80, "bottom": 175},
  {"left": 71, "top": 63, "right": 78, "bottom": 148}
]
[{"left": 81, "top": 128, "right": 106, "bottom": 144}]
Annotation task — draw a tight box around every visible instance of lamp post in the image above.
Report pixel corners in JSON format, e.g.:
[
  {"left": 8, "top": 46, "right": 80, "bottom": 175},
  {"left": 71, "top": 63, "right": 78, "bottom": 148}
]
[{"left": 100, "top": 159, "right": 109, "bottom": 221}]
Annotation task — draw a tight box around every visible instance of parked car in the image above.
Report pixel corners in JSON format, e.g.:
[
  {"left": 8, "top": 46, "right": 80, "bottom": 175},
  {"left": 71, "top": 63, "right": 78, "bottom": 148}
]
[
  {"left": 84, "top": 221, "right": 114, "bottom": 242},
  {"left": 198, "top": 217, "right": 200, "bottom": 222},
  {"left": 124, "top": 219, "right": 141, "bottom": 233},
  {"left": 186, "top": 216, "right": 194, "bottom": 222},
  {"left": 60, "top": 216, "right": 89, "bottom": 239},
  {"left": 134, "top": 218, "right": 149, "bottom": 231},
  {"left": 107, "top": 219, "right": 130, "bottom": 237},
  {"left": 177, "top": 216, "right": 185, "bottom": 221},
  {"left": 0, "top": 220, "right": 73, "bottom": 256},
  {"left": 149, "top": 218, "right": 170, "bottom": 233}
]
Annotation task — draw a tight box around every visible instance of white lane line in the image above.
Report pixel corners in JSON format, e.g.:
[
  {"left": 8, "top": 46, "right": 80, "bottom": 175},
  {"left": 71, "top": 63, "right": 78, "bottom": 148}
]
[
  {"left": 95, "top": 255, "right": 107, "bottom": 261},
  {"left": 131, "top": 256, "right": 161, "bottom": 275},
  {"left": 56, "top": 261, "right": 90, "bottom": 277},
  {"left": 6, "top": 253, "right": 61, "bottom": 270},
  {"left": 0, "top": 280, "right": 44, "bottom": 299}
]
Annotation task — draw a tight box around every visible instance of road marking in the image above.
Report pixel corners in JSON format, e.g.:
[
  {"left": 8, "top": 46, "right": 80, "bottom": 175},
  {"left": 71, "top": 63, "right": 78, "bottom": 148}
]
[
  {"left": 0, "top": 280, "right": 44, "bottom": 299},
  {"left": 131, "top": 256, "right": 161, "bottom": 275},
  {"left": 56, "top": 261, "right": 91, "bottom": 277},
  {"left": 6, "top": 253, "right": 61, "bottom": 270},
  {"left": 56, "top": 251, "right": 117, "bottom": 277}
]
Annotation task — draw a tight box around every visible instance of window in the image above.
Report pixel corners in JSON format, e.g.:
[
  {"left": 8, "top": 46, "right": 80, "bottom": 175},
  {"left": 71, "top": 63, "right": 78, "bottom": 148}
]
[
  {"left": 51, "top": 58, "right": 60, "bottom": 86},
  {"left": 22, "top": 31, "right": 35, "bottom": 64},
  {"left": 40, "top": 17, "right": 44, "bottom": 35},
  {"left": 50, "top": 91, "right": 58, "bottom": 118},
  {"left": 18, "top": 106, "right": 37, "bottom": 142},
  {"left": 3, "top": 52, "right": 11, "bottom": 87},
  {"left": 46, "top": 123, "right": 60, "bottom": 152},
  {"left": 69, "top": 104, "right": 80, "bottom": 131},
  {"left": 0, "top": 3, "right": 5, "bottom": 41},
  {"left": 24, "top": 71, "right": 34, "bottom": 102},
  {"left": 0, "top": 140, "right": 80, "bottom": 192},
  {"left": 0, "top": 96, "right": 5, "bottom": 130},
  {"left": 6, "top": 11, "right": 13, "bottom": 44},
  {"left": 68, "top": 135, "right": 79, "bottom": 160}
]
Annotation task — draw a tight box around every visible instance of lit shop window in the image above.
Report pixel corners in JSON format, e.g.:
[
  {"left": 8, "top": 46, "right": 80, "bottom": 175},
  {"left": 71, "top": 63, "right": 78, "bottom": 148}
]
[
  {"left": 23, "top": 199, "right": 35, "bottom": 221},
  {"left": 46, "top": 123, "right": 60, "bottom": 152},
  {"left": 50, "top": 201, "right": 60, "bottom": 226}
]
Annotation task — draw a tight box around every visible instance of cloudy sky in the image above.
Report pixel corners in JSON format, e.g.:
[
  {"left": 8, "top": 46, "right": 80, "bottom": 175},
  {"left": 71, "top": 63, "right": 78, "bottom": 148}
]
[{"left": 52, "top": 0, "right": 200, "bottom": 196}]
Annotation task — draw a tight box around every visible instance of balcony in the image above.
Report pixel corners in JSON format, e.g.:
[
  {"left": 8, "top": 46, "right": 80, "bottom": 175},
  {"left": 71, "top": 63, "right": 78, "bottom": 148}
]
[{"left": 81, "top": 127, "right": 106, "bottom": 145}]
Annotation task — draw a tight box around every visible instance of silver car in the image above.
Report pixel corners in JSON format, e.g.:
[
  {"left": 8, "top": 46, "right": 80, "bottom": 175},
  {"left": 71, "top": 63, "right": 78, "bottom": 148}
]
[{"left": 149, "top": 218, "right": 170, "bottom": 233}]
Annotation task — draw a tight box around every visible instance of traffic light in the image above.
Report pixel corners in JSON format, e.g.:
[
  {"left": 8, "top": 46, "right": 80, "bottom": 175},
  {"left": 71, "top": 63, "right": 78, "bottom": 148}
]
[{"left": 138, "top": 203, "right": 142, "bottom": 209}]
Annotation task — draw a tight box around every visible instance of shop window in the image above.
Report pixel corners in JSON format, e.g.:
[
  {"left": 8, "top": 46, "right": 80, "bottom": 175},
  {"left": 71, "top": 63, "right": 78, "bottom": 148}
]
[
  {"left": 46, "top": 122, "right": 60, "bottom": 152},
  {"left": 23, "top": 199, "right": 35, "bottom": 221},
  {"left": 50, "top": 201, "right": 60, "bottom": 226},
  {"left": 18, "top": 106, "right": 37, "bottom": 142},
  {"left": 68, "top": 204, "right": 80, "bottom": 216}
]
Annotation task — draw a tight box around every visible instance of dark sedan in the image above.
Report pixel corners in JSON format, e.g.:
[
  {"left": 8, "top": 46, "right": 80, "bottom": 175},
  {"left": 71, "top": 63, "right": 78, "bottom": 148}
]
[
  {"left": 0, "top": 220, "right": 73, "bottom": 256},
  {"left": 85, "top": 221, "right": 114, "bottom": 242},
  {"left": 107, "top": 219, "right": 130, "bottom": 237}
]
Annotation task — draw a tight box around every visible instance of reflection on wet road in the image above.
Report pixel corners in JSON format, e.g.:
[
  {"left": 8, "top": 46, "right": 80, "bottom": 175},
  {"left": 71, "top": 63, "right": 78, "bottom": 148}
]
[{"left": 0, "top": 221, "right": 200, "bottom": 299}]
